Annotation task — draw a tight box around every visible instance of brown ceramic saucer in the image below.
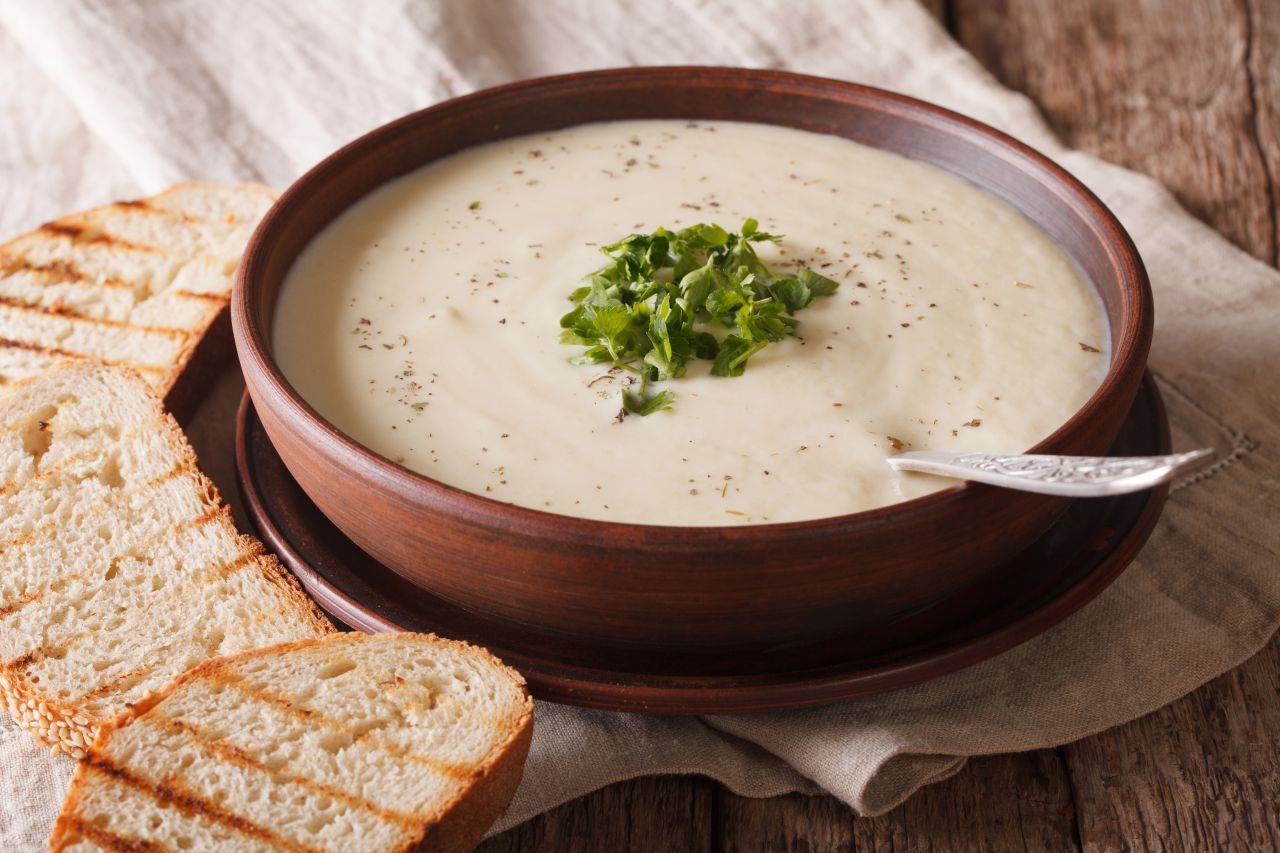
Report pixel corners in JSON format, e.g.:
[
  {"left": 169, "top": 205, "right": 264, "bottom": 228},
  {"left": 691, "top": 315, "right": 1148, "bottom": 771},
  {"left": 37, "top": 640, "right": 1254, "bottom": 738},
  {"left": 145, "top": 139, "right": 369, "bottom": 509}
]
[{"left": 236, "top": 373, "right": 1170, "bottom": 715}]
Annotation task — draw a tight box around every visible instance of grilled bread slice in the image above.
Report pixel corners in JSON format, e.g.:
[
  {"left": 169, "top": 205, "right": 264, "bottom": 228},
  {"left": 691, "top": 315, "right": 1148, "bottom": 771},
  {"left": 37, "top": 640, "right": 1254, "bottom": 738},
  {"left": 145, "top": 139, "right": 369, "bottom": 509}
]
[
  {"left": 0, "top": 182, "right": 274, "bottom": 400},
  {"left": 0, "top": 363, "right": 332, "bottom": 759},
  {"left": 49, "top": 632, "right": 534, "bottom": 853}
]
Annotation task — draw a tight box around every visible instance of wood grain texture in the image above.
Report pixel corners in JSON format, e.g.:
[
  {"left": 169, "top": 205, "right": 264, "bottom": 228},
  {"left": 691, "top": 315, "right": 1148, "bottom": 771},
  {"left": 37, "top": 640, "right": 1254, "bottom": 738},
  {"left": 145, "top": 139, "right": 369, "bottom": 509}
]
[
  {"left": 939, "top": 1, "right": 1280, "bottom": 851},
  {"left": 952, "top": 0, "right": 1278, "bottom": 266},
  {"left": 1246, "top": 0, "right": 1280, "bottom": 264},
  {"left": 1063, "top": 650, "right": 1280, "bottom": 851},
  {"left": 477, "top": 776, "right": 713, "bottom": 852},
  {"left": 715, "top": 789, "right": 856, "bottom": 852},
  {"left": 950, "top": 2, "right": 1280, "bottom": 852},
  {"left": 854, "top": 752, "right": 1079, "bottom": 852},
  {"left": 710, "top": 752, "right": 1079, "bottom": 853}
]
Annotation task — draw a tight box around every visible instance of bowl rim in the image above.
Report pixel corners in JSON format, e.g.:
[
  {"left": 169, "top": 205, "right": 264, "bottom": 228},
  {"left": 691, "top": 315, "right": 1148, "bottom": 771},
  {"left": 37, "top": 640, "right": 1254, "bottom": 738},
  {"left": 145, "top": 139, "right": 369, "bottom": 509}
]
[{"left": 232, "top": 65, "right": 1153, "bottom": 545}]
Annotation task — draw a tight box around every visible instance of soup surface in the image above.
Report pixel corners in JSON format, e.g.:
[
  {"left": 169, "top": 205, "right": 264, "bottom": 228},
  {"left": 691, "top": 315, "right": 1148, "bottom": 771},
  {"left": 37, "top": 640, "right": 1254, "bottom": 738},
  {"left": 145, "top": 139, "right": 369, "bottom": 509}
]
[{"left": 276, "top": 120, "right": 1109, "bottom": 525}]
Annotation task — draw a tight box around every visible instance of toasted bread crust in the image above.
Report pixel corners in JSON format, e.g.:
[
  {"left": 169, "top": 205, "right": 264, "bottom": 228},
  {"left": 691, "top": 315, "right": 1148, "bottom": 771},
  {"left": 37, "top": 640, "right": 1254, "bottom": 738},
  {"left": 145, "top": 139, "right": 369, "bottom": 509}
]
[
  {"left": 410, "top": 704, "right": 533, "bottom": 853},
  {"left": 48, "top": 632, "right": 533, "bottom": 852},
  {"left": 0, "top": 182, "right": 276, "bottom": 401},
  {"left": 0, "top": 364, "right": 333, "bottom": 761}
]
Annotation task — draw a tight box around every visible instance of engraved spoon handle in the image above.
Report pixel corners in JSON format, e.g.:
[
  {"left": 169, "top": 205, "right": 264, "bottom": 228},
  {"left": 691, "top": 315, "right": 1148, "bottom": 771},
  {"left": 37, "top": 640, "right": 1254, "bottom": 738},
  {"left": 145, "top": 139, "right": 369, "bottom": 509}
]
[{"left": 885, "top": 448, "right": 1216, "bottom": 497}]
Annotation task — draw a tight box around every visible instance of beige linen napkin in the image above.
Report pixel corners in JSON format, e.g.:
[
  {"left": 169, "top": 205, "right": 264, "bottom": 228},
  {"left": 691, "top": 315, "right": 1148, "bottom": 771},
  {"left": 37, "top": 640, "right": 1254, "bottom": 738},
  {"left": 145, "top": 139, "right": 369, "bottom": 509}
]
[{"left": 2, "top": 0, "right": 1277, "bottom": 847}]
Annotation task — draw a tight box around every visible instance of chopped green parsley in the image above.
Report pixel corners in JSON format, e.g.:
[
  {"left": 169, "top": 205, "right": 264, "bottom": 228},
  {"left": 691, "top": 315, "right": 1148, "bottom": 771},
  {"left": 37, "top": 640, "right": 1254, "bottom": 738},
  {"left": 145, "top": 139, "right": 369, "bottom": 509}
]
[{"left": 559, "top": 219, "right": 839, "bottom": 415}]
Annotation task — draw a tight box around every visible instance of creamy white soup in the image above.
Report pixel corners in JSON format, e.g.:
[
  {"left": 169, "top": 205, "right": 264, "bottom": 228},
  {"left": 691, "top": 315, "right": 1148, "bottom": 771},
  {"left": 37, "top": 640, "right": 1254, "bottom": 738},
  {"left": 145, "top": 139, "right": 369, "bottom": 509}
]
[{"left": 275, "top": 120, "right": 1109, "bottom": 526}]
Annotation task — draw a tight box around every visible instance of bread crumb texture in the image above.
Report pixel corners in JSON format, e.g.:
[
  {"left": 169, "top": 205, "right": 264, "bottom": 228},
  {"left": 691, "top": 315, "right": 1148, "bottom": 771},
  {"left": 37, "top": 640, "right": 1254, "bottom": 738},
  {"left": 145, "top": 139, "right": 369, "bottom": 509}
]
[
  {"left": 49, "top": 632, "right": 533, "bottom": 853},
  {"left": 0, "top": 363, "right": 332, "bottom": 760},
  {"left": 0, "top": 183, "right": 274, "bottom": 396}
]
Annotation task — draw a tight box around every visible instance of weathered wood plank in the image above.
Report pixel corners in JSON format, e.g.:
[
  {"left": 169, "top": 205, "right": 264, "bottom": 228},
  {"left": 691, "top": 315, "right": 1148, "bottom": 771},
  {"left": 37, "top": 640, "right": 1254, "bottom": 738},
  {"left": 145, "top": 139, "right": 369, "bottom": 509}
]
[
  {"left": 478, "top": 776, "right": 714, "bottom": 852},
  {"left": 1246, "top": 0, "right": 1280, "bottom": 265},
  {"left": 952, "top": 0, "right": 1277, "bottom": 265},
  {"left": 715, "top": 790, "right": 856, "bottom": 852},
  {"left": 950, "top": 1, "right": 1280, "bottom": 851},
  {"left": 1062, "top": 643, "right": 1280, "bottom": 851},
  {"left": 851, "top": 752, "right": 1078, "bottom": 852},
  {"left": 712, "top": 751, "right": 1077, "bottom": 852}
]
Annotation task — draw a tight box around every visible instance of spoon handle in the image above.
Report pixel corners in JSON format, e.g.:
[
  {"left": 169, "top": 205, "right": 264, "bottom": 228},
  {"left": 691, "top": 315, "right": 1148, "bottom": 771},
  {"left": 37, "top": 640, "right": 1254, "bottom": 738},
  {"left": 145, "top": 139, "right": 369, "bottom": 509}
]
[{"left": 886, "top": 448, "right": 1216, "bottom": 497}]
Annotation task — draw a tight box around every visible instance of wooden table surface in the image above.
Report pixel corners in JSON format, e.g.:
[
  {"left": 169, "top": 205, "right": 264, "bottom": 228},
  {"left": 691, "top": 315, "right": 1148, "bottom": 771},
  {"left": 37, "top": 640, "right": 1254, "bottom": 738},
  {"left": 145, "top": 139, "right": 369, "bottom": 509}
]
[{"left": 476, "top": 2, "right": 1280, "bottom": 850}]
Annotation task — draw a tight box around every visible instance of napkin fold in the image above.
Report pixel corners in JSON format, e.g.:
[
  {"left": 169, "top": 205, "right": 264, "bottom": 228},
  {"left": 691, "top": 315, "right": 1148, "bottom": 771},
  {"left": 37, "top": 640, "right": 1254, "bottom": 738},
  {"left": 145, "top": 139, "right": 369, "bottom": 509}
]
[{"left": 3, "top": 0, "right": 1277, "bottom": 847}]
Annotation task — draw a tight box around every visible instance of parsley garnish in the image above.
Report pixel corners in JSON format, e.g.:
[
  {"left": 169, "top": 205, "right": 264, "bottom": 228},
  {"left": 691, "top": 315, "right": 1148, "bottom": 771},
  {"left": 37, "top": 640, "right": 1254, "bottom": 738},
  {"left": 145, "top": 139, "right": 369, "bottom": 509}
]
[{"left": 559, "top": 219, "right": 839, "bottom": 414}]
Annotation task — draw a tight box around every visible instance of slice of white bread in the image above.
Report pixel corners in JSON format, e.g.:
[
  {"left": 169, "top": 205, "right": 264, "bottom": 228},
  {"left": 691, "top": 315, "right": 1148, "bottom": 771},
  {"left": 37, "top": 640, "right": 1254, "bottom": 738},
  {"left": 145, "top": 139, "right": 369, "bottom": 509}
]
[
  {"left": 49, "top": 632, "right": 534, "bottom": 853},
  {"left": 0, "top": 363, "right": 333, "bottom": 759},
  {"left": 0, "top": 182, "right": 274, "bottom": 397}
]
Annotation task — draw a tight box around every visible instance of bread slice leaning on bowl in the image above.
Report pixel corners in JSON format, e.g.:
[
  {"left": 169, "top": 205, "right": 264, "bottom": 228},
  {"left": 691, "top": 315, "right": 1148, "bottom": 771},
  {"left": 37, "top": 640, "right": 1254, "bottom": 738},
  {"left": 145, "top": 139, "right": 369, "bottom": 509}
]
[
  {"left": 48, "top": 632, "right": 534, "bottom": 853},
  {"left": 0, "top": 363, "right": 333, "bottom": 758},
  {"left": 0, "top": 182, "right": 275, "bottom": 416}
]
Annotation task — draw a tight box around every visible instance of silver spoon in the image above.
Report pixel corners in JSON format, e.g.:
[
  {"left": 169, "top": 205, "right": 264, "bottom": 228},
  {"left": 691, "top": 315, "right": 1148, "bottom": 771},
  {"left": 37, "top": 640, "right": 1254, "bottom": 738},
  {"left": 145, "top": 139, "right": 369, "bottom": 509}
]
[{"left": 886, "top": 448, "right": 1216, "bottom": 497}]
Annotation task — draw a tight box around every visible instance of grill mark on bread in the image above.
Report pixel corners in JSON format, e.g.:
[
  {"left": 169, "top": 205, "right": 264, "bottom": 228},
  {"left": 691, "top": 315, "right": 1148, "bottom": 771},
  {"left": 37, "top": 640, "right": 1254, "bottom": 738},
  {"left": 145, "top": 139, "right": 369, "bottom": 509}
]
[
  {"left": 0, "top": 303, "right": 190, "bottom": 342},
  {"left": 0, "top": 589, "right": 41, "bottom": 619},
  {"left": 171, "top": 288, "right": 229, "bottom": 304},
  {"left": 6, "top": 650, "right": 38, "bottom": 672},
  {"left": 110, "top": 198, "right": 200, "bottom": 226},
  {"left": 81, "top": 755, "right": 315, "bottom": 851},
  {"left": 72, "top": 664, "right": 154, "bottom": 704},
  {"left": 39, "top": 223, "right": 85, "bottom": 239},
  {"left": 89, "top": 232, "right": 154, "bottom": 250},
  {"left": 1, "top": 483, "right": 221, "bottom": 639},
  {"left": 0, "top": 294, "right": 192, "bottom": 336},
  {"left": 49, "top": 628, "right": 528, "bottom": 853},
  {"left": 184, "top": 504, "right": 230, "bottom": 532},
  {"left": 4, "top": 643, "right": 85, "bottom": 679},
  {"left": 0, "top": 337, "right": 165, "bottom": 377},
  {"left": 0, "top": 256, "right": 141, "bottom": 292},
  {"left": 58, "top": 816, "right": 167, "bottom": 852},
  {"left": 2, "top": 196, "right": 336, "bottom": 761},
  {"left": 0, "top": 335, "right": 90, "bottom": 363},
  {"left": 5, "top": 487, "right": 239, "bottom": 618},
  {"left": 29, "top": 550, "right": 250, "bottom": 709},
  {"left": 148, "top": 714, "right": 427, "bottom": 833},
  {"left": 145, "top": 459, "right": 194, "bottom": 490},
  {"left": 0, "top": 186, "right": 273, "bottom": 409},
  {"left": 199, "top": 550, "right": 259, "bottom": 585},
  {"left": 34, "top": 558, "right": 265, "bottom": 710},
  {"left": 2, "top": 461, "right": 222, "bottom": 702},
  {"left": 204, "top": 669, "right": 474, "bottom": 780},
  {"left": 37, "top": 223, "right": 155, "bottom": 253},
  {"left": 0, "top": 416, "right": 173, "bottom": 494},
  {"left": 55, "top": 559, "right": 269, "bottom": 710},
  {"left": 3, "top": 458, "right": 195, "bottom": 552}
]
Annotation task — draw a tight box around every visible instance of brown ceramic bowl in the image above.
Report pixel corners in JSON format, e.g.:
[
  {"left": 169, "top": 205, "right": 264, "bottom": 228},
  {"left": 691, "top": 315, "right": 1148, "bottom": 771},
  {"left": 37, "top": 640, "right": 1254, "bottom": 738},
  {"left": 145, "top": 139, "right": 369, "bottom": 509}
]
[{"left": 232, "top": 67, "right": 1152, "bottom": 654}]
